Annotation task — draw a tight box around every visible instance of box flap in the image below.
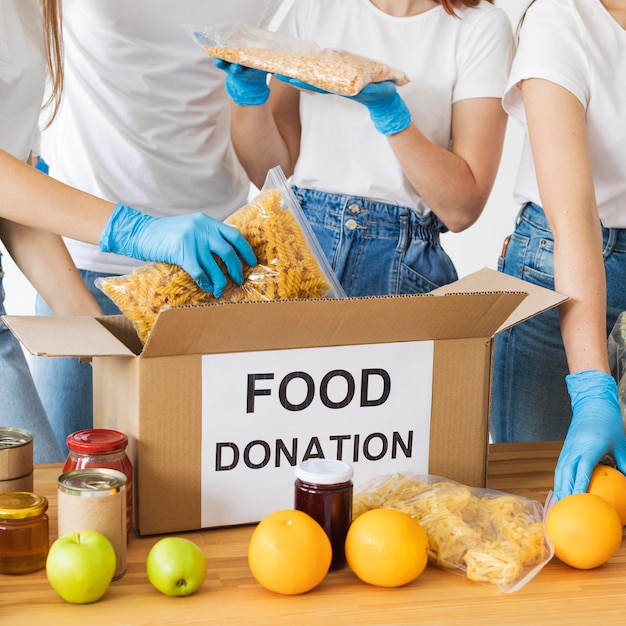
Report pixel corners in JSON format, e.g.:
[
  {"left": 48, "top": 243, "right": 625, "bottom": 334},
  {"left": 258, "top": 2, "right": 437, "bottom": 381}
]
[
  {"left": 2, "top": 316, "right": 136, "bottom": 357},
  {"left": 432, "top": 267, "right": 567, "bottom": 333},
  {"left": 140, "top": 289, "right": 527, "bottom": 358}
]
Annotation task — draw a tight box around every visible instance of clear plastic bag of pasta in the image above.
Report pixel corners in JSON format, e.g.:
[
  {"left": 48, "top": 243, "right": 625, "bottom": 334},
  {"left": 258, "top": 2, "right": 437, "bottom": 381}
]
[
  {"left": 95, "top": 166, "right": 345, "bottom": 345},
  {"left": 608, "top": 311, "right": 626, "bottom": 415},
  {"left": 184, "top": 22, "right": 409, "bottom": 97},
  {"left": 352, "top": 473, "right": 554, "bottom": 593}
]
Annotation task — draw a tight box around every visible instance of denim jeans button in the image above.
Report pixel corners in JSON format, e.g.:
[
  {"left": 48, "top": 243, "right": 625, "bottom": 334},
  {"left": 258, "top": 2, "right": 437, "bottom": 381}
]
[
  {"left": 345, "top": 219, "right": 358, "bottom": 230},
  {"left": 348, "top": 203, "right": 361, "bottom": 215}
]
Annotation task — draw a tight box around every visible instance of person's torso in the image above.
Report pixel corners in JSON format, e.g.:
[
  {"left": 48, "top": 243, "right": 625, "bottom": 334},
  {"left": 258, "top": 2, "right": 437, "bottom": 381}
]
[
  {"left": 42, "top": 0, "right": 282, "bottom": 273},
  {"left": 506, "top": 0, "right": 626, "bottom": 227},
  {"left": 283, "top": 0, "right": 512, "bottom": 213},
  {"left": 0, "top": 0, "right": 45, "bottom": 161}
]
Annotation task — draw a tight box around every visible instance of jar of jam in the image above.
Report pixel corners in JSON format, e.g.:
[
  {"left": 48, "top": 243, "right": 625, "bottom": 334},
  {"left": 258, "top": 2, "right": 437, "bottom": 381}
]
[
  {"left": 294, "top": 459, "right": 354, "bottom": 570},
  {"left": 63, "top": 429, "right": 133, "bottom": 541},
  {"left": 0, "top": 491, "right": 49, "bottom": 574}
]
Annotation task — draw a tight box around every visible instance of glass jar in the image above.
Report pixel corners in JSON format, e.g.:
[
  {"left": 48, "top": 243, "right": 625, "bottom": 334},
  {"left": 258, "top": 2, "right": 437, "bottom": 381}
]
[
  {"left": 63, "top": 429, "right": 133, "bottom": 541},
  {"left": 0, "top": 491, "right": 49, "bottom": 574},
  {"left": 294, "top": 459, "right": 354, "bottom": 569}
]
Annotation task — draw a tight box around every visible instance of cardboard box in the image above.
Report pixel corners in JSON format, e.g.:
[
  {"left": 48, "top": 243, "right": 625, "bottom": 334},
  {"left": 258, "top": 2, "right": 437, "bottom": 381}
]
[{"left": 4, "top": 268, "right": 565, "bottom": 536}]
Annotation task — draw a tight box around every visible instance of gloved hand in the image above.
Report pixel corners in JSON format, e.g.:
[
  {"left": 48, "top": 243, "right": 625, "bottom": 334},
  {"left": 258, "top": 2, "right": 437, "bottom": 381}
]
[
  {"left": 99, "top": 204, "right": 257, "bottom": 297},
  {"left": 553, "top": 369, "right": 626, "bottom": 499},
  {"left": 213, "top": 59, "right": 270, "bottom": 106},
  {"left": 274, "top": 75, "right": 411, "bottom": 136}
]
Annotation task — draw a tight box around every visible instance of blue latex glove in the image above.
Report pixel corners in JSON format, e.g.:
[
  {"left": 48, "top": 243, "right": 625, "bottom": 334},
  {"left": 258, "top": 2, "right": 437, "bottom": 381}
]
[
  {"left": 553, "top": 369, "right": 626, "bottom": 499},
  {"left": 213, "top": 58, "right": 270, "bottom": 106},
  {"left": 274, "top": 75, "right": 411, "bottom": 136},
  {"left": 99, "top": 204, "right": 257, "bottom": 297}
]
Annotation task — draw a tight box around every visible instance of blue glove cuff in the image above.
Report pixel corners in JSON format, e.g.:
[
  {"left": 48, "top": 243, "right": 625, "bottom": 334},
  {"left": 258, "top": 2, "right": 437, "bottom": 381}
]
[
  {"left": 368, "top": 92, "right": 412, "bottom": 136},
  {"left": 99, "top": 203, "right": 151, "bottom": 257},
  {"left": 566, "top": 370, "right": 620, "bottom": 409}
]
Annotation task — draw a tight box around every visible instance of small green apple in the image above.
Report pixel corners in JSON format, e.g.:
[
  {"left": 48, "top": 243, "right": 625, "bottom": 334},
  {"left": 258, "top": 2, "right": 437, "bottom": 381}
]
[
  {"left": 146, "top": 537, "right": 206, "bottom": 596},
  {"left": 46, "top": 530, "right": 116, "bottom": 604}
]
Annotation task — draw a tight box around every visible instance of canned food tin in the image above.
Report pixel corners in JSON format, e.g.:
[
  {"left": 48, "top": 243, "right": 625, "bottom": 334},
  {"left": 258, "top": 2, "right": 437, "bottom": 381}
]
[
  {"left": 0, "top": 427, "right": 33, "bottom": 481},
  {"left": 57, "top": 468, "right": 127, "bottom": 580}
]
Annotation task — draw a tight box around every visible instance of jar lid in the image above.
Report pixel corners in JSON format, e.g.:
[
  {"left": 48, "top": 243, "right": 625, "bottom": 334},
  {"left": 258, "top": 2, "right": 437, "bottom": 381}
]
[
  {"left": 66, "top": 429, "right": 128, "bottom": 453},
  {"left": 295, "top": 459, "right": 354, "bottom": 485},
  {"left": 0, "top": 492, "right": 48, "bottom": 519}
]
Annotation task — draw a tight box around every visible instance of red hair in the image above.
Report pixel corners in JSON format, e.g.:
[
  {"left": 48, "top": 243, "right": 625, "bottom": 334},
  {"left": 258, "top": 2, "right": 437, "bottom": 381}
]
[{"left": 438, "top": 0, "right": 494, "bottom": 16}]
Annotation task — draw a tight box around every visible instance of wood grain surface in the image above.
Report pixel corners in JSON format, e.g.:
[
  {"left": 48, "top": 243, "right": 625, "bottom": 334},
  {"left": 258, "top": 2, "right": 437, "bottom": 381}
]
[{"left": 2, "top": 441, "right": 626, "bottom": 626}]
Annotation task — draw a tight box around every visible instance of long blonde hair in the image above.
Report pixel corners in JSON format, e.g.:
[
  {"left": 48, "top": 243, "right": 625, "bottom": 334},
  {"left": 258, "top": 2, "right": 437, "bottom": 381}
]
[{"left": 40, "top": 0, "right": 63, "bottom": 128}]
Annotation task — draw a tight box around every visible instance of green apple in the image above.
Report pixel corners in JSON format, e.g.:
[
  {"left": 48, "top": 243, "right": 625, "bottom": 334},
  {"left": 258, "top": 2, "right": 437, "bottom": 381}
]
[
  {"left": 146, "top": 537, "right": 206, "bottom": 596},
  {"left": 46, "top": 530, "right": 116, "bottom": 604}
]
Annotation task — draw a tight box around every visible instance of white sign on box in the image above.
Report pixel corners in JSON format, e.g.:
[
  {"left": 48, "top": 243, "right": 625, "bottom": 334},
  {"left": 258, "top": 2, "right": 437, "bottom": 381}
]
[{"left": 200, "top": 340, "right": 434, "bottom": 527}]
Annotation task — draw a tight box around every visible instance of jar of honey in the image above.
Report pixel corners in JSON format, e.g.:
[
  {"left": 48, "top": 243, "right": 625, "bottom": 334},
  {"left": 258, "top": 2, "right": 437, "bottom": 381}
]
[
  {"left": 294, "top": 459, "right": 354, "bottom": 569},
  {"left": 0, "top": 491, "right": 49, "bottom": 574},
  {"left": 63, "top": 429, "right": 133, "bottom": 541}
]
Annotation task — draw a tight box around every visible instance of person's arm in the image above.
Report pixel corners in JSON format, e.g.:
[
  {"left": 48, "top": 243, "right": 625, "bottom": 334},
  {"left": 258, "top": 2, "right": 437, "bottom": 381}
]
[
  {"left": 522, "top": 78, "right": 626, "bottom": 497},
  {"left": 386, "top": 96, "right": 507, "bottom": 233},
  {"left": 522, "top": 79, "right": 608, "bottom": 374},
  {"left": 0, "top": 149, "right": 257, "bottom": 295},
  {"left": 0, "top": 219, "right": 102, "bottom": 316},
  {"left": 230, "top": 74, "right": 302, "bottom": 189}
]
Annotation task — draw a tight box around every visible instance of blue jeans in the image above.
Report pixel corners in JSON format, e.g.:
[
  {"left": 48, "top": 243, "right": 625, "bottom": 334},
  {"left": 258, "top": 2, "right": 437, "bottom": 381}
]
[
  {"left": 491, "top": 202, "right": 626, "bottom": 442},
  {"left": 292, "top": 186, "right": 457, "bottom": 297},
  {"left": 0, "top": 253, "right": 64, "bottom": 462},
  {"left": 32, "top": 269, "right": 122, "bottom": 456}
]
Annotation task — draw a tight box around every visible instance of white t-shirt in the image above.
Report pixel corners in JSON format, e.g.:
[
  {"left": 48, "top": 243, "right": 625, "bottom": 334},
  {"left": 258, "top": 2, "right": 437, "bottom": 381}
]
[
  {"left": 0, "top": 0, "right": 45, "bottom": 162},
  {"left": 280, "top": 0, "right": 513, "bottom": 214},
  {"left": 42, "top": 0, "right": 283, "bottom": 275},
  {"left": 503, "top": 0, "right": 626, "bottom": 228}
]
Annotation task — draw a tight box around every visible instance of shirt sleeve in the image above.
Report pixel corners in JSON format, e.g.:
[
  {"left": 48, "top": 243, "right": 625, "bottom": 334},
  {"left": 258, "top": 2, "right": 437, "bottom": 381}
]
[
  {"left": 453, "top": 7, "right": 515, "bottom": 103},
  {"left": 503, "top": 0, "right": 590, "bottom": 123}
]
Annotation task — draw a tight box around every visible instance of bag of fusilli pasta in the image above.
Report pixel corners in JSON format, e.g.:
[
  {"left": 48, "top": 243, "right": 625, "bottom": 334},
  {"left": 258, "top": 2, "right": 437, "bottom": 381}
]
[
  {"left": 352, "top": 473, "right": 554, "bottom": 593},
  {"left": 95, "top": 166, "right": 345, "bottom": 345}
]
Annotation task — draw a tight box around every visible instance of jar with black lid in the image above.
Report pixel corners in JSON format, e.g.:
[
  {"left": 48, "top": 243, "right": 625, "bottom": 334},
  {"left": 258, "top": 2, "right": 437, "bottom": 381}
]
[{"left": 294, "top": 459, "right": 354, "bottom": 569}]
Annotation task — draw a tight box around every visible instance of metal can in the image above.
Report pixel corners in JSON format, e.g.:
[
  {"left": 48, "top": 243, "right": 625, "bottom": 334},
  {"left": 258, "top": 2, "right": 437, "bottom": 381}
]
[
  {"left": 57, "top": 468, "right": 127, "bottom": 580},
  {"left": 294, "top": 459, "right": 354, "bottom": 570},
  {"left": 63, "top": 429, "right": 133, "bottom": 541},
  {"left": 0, "top": 427, "right": 33, "bottom": 489},
  {"left": 0, "top": 491, "right": 49, "bottom": 574}
]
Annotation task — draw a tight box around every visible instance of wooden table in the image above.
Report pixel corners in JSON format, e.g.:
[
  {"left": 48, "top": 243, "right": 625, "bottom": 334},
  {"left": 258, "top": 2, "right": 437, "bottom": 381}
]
[{"left": 2, "top": 441, "right": 626, "bottom": 626}]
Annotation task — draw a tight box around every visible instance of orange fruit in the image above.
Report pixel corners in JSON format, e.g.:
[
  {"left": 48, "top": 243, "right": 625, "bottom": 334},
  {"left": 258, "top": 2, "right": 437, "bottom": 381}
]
[
  {"left": 247, "top": 509, "right": 331, "bottom": 595},
  {"left": 345, "top": 508, "right": 428, "bottom": 587},
  {"left": 545, "top": 493, "right": 623, "bottom": 569},
  {"left": 587, "top": 464, "right": 626, "bottom": 526}
]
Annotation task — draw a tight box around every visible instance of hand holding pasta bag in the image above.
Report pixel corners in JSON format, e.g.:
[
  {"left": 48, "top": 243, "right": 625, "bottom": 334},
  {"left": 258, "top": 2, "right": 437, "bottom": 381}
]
[
  {"left": 274, "top": 75, "right": 412, "bottom": 136},
  {"left": 213, "top": 58, "right": 270, "bottom": 106},
  {"left": 99, "top": 204, "right": 257, "bottom": 297}
]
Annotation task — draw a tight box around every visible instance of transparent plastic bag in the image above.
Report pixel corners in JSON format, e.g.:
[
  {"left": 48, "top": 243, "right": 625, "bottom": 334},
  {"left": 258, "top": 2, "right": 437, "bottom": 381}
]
[
  {"left": 183, "top": 22, "right": 409, "bottom": 96},
  {"left": 96, "top": 166, "right": 345, "bottom": 345},
  {"left": 608, "top": 311, "right": 626, "bottom": 416},
  {"left": 352, "top": 473, "right": 554, "bottom": 593}
]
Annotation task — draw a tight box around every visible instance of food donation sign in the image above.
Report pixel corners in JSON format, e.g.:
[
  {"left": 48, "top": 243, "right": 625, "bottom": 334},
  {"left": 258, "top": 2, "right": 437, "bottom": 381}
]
[{"left": 200, "top": 341, "right": 433, "bottom": 527}]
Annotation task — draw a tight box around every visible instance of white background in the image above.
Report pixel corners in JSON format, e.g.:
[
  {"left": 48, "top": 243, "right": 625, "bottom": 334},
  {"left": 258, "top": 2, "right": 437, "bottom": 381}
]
[{"left": 1, "top": 1, "right": 528, "bottom": 317}]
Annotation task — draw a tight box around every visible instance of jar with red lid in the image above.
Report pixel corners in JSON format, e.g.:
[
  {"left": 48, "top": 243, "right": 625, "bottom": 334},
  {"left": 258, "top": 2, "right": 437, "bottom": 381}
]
[{"left": 63, "top": 429, "right": 133, "bottom": 541}]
